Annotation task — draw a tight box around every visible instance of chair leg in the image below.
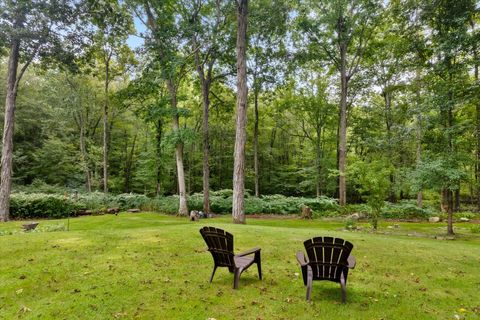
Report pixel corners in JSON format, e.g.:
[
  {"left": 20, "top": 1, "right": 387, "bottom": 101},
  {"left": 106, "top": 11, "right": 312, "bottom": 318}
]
[
  {"left": 340, "top": 272, "right": 347, "bottom": 303},
  {"left": 256, "top": 252, "right": 262, "bottom": 280},
  {"left": 233, "top": 268, "right": 241, "bottom": 289},
  {"left": 305, "top": 266, "right": 313, "bottom": 301},
  {"left": 210, "top": 265, "right": 218, "bottom": 283},
  {"left": 307, "top": 278, "right": 312, "bottom": 301}
]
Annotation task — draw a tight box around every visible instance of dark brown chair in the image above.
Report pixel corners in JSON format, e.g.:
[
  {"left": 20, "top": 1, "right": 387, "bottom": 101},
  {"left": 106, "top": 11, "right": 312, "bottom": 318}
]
[
  {"left": 296, "top": 236, "right": 356, "bottom": 303},
  {"left": 199, "top": 226, "right": 262, "bottom": 289}
]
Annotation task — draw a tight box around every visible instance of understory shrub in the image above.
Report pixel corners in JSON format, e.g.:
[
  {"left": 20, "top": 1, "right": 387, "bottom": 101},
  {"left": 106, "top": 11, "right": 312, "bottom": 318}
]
[
  {"left": 9, "top": 190, "right": 445, "bottom": 219},
  {"left": 382, "top": 200, "right": 434, "bottom": 219},
  {"left": 11, "top": 193, "right": 76, "bottom": 219}
]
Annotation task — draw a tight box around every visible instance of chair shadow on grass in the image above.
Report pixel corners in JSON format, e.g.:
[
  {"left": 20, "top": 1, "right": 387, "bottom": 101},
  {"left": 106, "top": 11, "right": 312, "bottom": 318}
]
[{"left": 297, "top": 281, "right": 363, "bottom": 304}]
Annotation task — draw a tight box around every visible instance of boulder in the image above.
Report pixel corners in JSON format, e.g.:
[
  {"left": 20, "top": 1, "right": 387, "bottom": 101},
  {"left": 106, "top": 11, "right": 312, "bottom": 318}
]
[
  {"left": 459, "top": 217, "right": 470, "bottom": 222},
  {"left": 127, "top": 208, "right": 141, "bottom": 213},
  {"left": 428, "top": 217, "right": 440, "bottom": 223}
]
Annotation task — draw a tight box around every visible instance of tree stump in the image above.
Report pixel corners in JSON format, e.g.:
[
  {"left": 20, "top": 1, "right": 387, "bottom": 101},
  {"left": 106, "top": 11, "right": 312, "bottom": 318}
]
[
  {"left": 301, "top": 206, "right": 313, "bottom": 219},
  {"left": 190, "top": 210, "right": 199, "bottom": 221}
]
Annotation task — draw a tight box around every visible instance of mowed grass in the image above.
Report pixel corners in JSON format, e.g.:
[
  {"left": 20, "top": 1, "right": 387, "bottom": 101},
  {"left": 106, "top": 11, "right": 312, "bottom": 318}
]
[{"left": 1, "top": 214, "right": 480, "bottom": 319}]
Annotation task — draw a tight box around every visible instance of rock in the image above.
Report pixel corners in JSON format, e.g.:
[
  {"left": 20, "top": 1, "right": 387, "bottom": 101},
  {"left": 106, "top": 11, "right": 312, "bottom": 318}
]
[
  {"left": 107, "top": 207, "right": 120, "bottom": 215},
  {"left": 428, "top": 217, "right": 440, "bottom": 223},
  {"left": 387, "top": 226, "right": 394, "bottom": 229},
  {"left": 459, "top": 217, "right": 470, "bottom": 222},
  {"left": 22, "top": 222, "right": 39, "bottom": 231},
  {"left": 127, "top": 208, "right": 140, "bottom": 213}
]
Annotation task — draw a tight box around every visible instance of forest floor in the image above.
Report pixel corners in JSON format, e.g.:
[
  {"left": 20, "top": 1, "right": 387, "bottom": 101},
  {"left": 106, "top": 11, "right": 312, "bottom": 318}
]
[{"left": 1, "top": 213, "right": 479, "bottom": 319}]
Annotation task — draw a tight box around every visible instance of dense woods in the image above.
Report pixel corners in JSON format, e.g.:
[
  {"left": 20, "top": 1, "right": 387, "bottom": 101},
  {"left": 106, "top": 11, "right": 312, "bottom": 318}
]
[{"left": 1, "top": 0, "right": 479, "bottom": 231}]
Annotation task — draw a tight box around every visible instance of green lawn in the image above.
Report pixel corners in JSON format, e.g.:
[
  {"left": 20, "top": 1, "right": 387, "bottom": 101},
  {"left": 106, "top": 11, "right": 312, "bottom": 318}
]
[{"left": 1, "top": 214, "right": 479, "bottom": 319}]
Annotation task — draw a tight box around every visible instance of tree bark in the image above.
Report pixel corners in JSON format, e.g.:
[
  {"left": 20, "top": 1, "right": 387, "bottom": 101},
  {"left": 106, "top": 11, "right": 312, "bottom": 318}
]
[
  {"left": 79, "top": 116, "right": 92, "bottom": 192},
  {"left": 253, "top": 86, "right": 260, "bottom": 197},
  {"left": 155, "top": 119, "right": 163, "bottom": 196},
  {"left": 166, "top": 79, "right": 188, "bottom": 216},
  {"left": 338, "top": 19, "right": 348, "bottom": 207},
  {"left": 0, "top": 34, "right": 21, "bottom": 222},
  {"left": 415, "top": 68, "right": 423, "bottom": 208},
  {"left": 201, "top": 83, "right": 211, "bottom": 213},
  {"left": 103, "top": 56, "right": 110, "bottom": 194},
  {"left": 232, "top": 0, "right": 248, "bottom": 224},
  {"left": 474, "top": 34, "right": 480, "bottom": 211}
]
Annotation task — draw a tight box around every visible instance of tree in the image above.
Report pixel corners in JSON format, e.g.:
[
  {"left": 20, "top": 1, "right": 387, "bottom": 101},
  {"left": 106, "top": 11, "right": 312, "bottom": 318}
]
[
  {"left": 0, "top": 0, "right": 85, "bottom": 221},
  {"left": 138, "top": 0, "right": 192, "bottom": 215},
  {"left": 298, "top": 0, "right": 382, "bottom": 206},
  {"left": 87, "top": 0, "right": 134, "bottom": 194},
  {"left": 420, "top": 0, "right": 475, "bottom": 234},
  {"left": 188, "top": 0, "right": 233, "bottom": 213},
  {"left": 248, "top": 0, "right": 288, "bottom": 197},
  {"left": 232, "top": 0, "right": 248, "bottom": 224}
]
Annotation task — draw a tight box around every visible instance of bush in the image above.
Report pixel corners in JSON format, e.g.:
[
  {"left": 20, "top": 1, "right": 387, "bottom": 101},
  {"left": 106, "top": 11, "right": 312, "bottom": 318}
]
[
  {"left": 10, "top": 193, "right": 76, "bottom": 219},
  {"left": 382, "top": 200, "right": 434, "bottom": 219},
  {"left": 470, "top": 225, "right": 480, "bottom": 234}
]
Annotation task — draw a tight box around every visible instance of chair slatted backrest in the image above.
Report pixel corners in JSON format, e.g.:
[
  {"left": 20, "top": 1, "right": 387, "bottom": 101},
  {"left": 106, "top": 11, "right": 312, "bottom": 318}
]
[
  {"left": 200, "top": 226, "right": 235, "bottom": 267},
  {"left": 304, "top": 237, "right": 353, "bottom": 281}
]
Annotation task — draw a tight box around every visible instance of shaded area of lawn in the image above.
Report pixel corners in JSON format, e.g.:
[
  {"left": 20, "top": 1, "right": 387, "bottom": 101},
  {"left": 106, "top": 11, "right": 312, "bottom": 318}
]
[{"left": 1, "top": 213, "right": 479, "bottom": 319}]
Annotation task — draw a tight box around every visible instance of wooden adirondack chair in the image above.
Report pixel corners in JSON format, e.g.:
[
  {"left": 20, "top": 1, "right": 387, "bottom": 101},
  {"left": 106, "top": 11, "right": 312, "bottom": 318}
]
[
  {"left": 199, "top": 226, "right": 262, "bottom": 289},
  {"left": 296, "top": 236, "right": 356, "bottom": 303}
]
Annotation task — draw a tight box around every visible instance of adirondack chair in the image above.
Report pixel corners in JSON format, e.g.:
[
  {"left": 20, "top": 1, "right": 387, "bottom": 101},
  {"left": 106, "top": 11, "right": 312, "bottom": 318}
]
[
  {"left": 199, "top": 226, "right": 262, "bottom": 289},
  {"left": 296, "top": 237, "right": 356, "bottom": 303}
]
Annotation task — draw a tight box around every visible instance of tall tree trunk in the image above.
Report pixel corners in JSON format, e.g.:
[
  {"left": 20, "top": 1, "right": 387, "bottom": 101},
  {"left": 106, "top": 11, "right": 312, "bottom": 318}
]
[
  {"left": 383, "top": 90, "right": 396, "bottom": 202},
  {"left": 415, "top": 69, "right": 423, "bottom": 208},
  {"left": 338, "top": 23, "right": 348, "bottom": 207},
  {"left": 103, "top": 58, "right": 110, "bottom": 194},
  {"left": 201, "top": 83, "right": 211, "bottom": 213},
  {"left": 232, "top": 0, "right": 248, "bottom": 224},
  {"left": 155, "top": 120, "right": 163, "bottom": 196},
  {"left": 123, "top": 132, "right": 136, "bottom": 193},
  {"left": 253, "top": 86, "right": 260, "bottom": 197},
  {"left": 167, "top": 80, "right": 188, "bottom": 216},
  {"left": 79, "top": 117, "right": 92, "bottom": 192},
  {"left": 0, "top": 36, "right": 21, "bottom": 222},
  {"left": 474, "top": 37, "right": 480, "bottom": 211}
]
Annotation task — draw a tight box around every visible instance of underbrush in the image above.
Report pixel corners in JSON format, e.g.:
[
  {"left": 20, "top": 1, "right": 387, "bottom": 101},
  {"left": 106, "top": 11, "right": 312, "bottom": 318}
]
[{"left": 9, "top": 190, "right": 470, "bottom": 220}]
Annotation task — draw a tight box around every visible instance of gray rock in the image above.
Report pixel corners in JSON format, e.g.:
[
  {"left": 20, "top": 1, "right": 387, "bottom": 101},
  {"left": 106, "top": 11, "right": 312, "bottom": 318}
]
[
  {"left": 459, "top": 217, "right": 470, "bottom": 222},
  {"left": 428, "top": 217, "right": 440, "bottom": 223}
]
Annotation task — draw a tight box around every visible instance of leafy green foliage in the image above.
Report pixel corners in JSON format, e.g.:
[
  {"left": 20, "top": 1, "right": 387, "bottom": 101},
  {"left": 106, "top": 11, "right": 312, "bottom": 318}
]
[{"left": 10, "top": 193, "right": 76, "bottom": 219}]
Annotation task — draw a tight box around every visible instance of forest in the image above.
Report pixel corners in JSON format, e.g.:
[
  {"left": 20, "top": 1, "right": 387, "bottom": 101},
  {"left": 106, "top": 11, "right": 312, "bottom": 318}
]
[{"left": 1, "top": 0, "right": 479, "bottom": 229}]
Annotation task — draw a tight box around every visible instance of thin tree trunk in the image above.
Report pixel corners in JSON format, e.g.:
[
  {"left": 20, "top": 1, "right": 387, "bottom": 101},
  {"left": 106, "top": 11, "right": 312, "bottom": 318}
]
[
  {"left": 474, "top": 39, "right": 480, "bottom": 211},
  {"left": 447, "top": 189, "right": 454, "bottom": 235},
  {"left": 123, "top": 132, "right": 137, "bottom": 193},
  {"left": 232, "top": 0, "right": 248, "bottom": 224},
  {"left": 338, "top": 25, "right": 348, "bottom": 207},
  {"left": 315, "top": 127, "right": 322, "bottom": 197},
  {"left": 0, "top": 35, "right": 21, "bottom": 222},
  {"left": 103, "top": 57, "right": 110, "bottom": 194},
  {"left": 167, "top": 80, "right": 188, "bottom": 216},
  {"left": 415, "top": 69, "right": 423, "bottom": 208},
  {"left": 79, "top": 117, "right": 92, "bottom": 192},
  {"left": 201, "top": 83, "right": 211, "bottom": 213},
  {"left": 253, "top": 86, "right": 260, "bottom": 197},
  {"left": 155, "top": 120, "right": 163, "bottom": 196},
  {"left": 383, "top": 90, "right": 396, "bottom": 202}
]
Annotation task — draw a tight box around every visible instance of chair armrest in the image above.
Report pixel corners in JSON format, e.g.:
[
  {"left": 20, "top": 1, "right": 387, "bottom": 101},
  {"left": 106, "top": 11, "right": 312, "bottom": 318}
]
[
  {"left": 296, "top": 251, "right": 308, "bottom": 267},
  {"left": 236, "top": 247, "right": 261, "bottom": 257},
  {"left": 347, "top": 255, "right": 356, "bottom": 269}
]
